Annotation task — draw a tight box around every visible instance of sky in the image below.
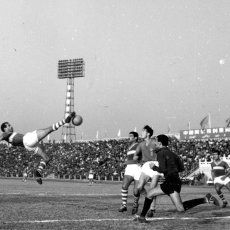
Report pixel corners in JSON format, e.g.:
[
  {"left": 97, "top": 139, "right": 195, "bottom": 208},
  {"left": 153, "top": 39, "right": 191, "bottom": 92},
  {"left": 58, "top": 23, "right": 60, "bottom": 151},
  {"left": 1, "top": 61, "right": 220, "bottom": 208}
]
[{"left": 0, "top": 0, "right": 230, "bottom": 140}]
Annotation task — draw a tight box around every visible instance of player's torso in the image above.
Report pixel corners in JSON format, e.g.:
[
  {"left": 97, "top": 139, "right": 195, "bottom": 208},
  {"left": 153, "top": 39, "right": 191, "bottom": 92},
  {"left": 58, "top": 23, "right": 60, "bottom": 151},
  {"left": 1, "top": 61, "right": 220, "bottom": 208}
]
[
  {"left": 140, "top": 140, "right": 157, "bottom": 162},
  {"left": 8, "top": 132, "right": 24, "bottom": 147},
  {"left": 211, "top": 161, "right": 229, "bottom": 177},
  {"left": 126, "top": 143, "right": 139, "bottom": 165},
  {"left": 159, "top": 148, "right": 181, "bottom": 176}
]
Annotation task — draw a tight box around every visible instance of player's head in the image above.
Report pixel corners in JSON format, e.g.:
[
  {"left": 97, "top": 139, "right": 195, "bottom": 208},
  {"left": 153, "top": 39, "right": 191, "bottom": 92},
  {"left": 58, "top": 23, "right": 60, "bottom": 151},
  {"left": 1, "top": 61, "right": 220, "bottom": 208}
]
[
  {"left": 129, "top": 131, "right": 139, "bottom": 143},
  {"left": 1, "top": 122, "right": 13, "bottom": 132},
  {"left": 157, "top": 134, "right": 169, "bottom": 147},
  {"left": 212, "top": 148, "right": 220, "bottom": 160},
  {"left": 142, "top": 125, "right": 153, "bottom": 139}
]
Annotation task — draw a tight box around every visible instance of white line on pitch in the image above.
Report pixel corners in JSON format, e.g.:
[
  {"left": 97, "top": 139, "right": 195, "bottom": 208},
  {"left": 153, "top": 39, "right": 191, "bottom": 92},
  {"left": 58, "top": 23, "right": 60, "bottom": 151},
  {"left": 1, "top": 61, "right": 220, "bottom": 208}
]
[
  {"left": 2, "top": 216, "right": 230, "bottom": 224},
  {"left": 0, "top": 192, "right": 120, "bottom": 196}
]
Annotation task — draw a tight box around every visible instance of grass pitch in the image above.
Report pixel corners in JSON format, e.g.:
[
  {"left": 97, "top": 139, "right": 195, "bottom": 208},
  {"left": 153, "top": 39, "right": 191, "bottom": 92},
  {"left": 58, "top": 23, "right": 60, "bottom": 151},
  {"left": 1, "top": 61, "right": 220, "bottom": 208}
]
[{"left": 0, "top": 178, "right": 230, "bottom": 230}]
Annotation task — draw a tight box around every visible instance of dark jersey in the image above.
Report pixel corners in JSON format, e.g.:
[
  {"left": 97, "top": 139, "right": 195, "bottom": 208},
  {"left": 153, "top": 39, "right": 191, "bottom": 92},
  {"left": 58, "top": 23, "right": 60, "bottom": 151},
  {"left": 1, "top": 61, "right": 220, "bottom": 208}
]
[
  {"left": 125, "top": 143, "right": 139, "bottom": 165},
  {"left": 2, "top": 132, "right": 24, "bottom": 147},
  {"left": 152, "top": 147, "right": 184, "bottom": 178},
  {"left": 211, "top": 160, "right": 229, "bottom": 178},
  {"left": 136, "top": 139, "right": 157, "bottom": 162}
]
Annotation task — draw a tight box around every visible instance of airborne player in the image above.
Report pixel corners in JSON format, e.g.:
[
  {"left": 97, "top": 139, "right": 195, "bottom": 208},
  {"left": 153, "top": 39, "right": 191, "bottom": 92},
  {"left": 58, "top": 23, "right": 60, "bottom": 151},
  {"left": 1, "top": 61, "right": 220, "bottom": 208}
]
[{"left": 0, "top": 112, "right": 76, "bottom": 184}]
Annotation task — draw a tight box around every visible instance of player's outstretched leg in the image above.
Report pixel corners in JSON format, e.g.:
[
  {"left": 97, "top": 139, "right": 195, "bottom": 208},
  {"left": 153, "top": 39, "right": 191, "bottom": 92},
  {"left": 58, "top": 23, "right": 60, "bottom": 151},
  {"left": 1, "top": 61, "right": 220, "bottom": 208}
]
[
  {"left": 183, "top": 193, "right": 220, "bottom": 210},
  {"left": 36, "top": 112, "right": 76, "bottom": 142}
]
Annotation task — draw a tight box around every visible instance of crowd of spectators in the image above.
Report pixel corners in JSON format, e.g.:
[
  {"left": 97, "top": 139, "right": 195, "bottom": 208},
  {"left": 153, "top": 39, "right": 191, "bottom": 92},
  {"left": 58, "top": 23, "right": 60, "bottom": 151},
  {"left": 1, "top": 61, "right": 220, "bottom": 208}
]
[{"left": 0, "top": 137, "right": 229, "bottom": 180}]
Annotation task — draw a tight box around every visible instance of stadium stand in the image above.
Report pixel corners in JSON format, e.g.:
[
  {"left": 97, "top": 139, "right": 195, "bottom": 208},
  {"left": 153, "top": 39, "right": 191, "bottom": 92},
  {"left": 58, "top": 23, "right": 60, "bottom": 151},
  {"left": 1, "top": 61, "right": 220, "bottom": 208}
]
[{"left": 0, "top": 137, "right": 229, "bottom": 184}]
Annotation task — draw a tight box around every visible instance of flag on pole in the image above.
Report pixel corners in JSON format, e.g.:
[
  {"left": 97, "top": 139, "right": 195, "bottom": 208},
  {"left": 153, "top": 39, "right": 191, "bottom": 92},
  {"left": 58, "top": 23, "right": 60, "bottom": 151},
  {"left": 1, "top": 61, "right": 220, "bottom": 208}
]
[
  {"left": 117, "top": 129, "right": 121, "bottom": 138},
  {"left": 200, "top": 114, "right": 211, "bottom": 129},
  {"left": 167, "top": 124, "right": 171, "bottom": 133},
  {"left": 96, "top": 130, "right": 99, "bottom": 139},
  {"left": 226, "top": 117, "right": 230, "bottom": 127}
]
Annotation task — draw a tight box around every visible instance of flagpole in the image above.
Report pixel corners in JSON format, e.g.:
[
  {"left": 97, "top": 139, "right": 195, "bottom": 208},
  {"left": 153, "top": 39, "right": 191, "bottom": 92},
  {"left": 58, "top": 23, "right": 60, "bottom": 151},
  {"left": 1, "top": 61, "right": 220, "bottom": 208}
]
[
  {"left": 96, "top": 130, "right": 99, "bottom": 139},
  {"left": 117, "top": 129, "right": 121, "bottom": 138},
  {"left": 209, "top": 113, "right": 211, "bottom": 128}
]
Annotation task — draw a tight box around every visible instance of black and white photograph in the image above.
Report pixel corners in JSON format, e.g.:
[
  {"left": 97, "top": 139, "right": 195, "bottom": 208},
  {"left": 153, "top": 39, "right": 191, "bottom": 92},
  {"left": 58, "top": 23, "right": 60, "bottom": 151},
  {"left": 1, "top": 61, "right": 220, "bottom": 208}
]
[{"left": 0, "top": 0, "right": 230, "bottom": 229}]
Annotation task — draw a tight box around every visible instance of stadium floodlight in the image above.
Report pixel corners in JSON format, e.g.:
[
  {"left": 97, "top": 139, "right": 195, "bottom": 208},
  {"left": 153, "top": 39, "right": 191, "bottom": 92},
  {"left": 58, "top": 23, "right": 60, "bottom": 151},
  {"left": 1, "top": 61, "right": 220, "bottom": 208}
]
[
  {"left": 58, "top": 59, "right": 85, "bottom": 142},
  {"left": 58, "top": 58, "right": 85, "bottom": 79}
]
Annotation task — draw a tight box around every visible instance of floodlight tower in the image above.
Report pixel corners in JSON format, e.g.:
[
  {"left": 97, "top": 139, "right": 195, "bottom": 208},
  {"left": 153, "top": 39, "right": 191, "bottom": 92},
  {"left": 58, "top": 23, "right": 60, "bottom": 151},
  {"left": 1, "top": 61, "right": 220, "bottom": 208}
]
[{"left": 58, "top": 58, "right": 85, "bottom": 142}]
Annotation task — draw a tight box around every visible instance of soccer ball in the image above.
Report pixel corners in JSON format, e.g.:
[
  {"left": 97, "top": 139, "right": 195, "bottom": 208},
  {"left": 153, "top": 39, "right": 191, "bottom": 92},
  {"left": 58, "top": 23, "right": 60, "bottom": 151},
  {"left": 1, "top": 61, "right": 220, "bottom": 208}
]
[{"left": 72, "top": 115, "right": 83, "bottom": 126}]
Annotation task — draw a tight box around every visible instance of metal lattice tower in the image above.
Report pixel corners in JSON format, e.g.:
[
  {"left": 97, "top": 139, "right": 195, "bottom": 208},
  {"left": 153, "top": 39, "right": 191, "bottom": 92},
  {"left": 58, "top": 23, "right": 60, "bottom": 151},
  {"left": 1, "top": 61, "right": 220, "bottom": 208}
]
[{"left": 58, "top": 59, "right": 85, "bottom": 142}]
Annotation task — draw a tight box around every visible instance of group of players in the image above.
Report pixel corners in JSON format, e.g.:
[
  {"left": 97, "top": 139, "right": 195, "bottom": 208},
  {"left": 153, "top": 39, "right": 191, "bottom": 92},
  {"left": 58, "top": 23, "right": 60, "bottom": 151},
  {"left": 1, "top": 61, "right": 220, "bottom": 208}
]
[
  {"left": 1, "top": 114, "right": 230, "bottom": 224},
  {"left": 119, "top": 125, "right": 230, "bottom": 223}
]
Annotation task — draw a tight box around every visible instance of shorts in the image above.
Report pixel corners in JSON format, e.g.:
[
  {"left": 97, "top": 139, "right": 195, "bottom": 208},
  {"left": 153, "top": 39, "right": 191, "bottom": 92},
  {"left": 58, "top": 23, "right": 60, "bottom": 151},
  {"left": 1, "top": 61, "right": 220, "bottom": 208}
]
[
  {"left": 89, "top": 174, "right": 94, "bottom": 179},
  {"left": 160, "top": 173, "right": 182, "bottom": 195},
  {"left": 214, "top": 176, "right": 230, "bottom": 186},
  {"left": 124, "top": 164, "right": 142, "bottom": 180},
  {"left": 23, "top": 131, "right": 39, "bottom": 153},
  {"left": 141, "top": 161, "right": 163, "bottom": 178},
  {"left": 23, "top": 173, "right": 28, "bottom": 177}
]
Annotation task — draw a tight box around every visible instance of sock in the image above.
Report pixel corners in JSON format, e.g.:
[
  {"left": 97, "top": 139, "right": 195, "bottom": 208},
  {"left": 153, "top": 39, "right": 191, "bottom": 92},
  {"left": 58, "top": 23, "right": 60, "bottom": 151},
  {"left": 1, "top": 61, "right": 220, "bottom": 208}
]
[
  {"left": 37, "top": 160, "right": 46, "bottom": 175},
  {"left": 140, "top": 197, "right": 153, "bottom": 217},
  {"left": 52, "top": 119, "right": 66, "bottom": 131},
  {"left": 121, "top": 189, "right": 128, "bottom": 206},
  {"left": 133, "top": 195, "right": 140, "bottom": 208},
  {"left": 150, "top": 197, "right": 156, "bottom": 211},
  {"left": 217, "top": 191, "right": 227, "bottom": 203},
  {"left": 183, "top": 198, "right": 206, "bottom": 211}
]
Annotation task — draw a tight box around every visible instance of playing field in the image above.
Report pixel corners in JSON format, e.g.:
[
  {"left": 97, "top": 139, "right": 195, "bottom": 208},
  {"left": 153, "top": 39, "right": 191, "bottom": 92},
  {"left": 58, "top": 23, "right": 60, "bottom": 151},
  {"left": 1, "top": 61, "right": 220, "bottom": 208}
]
[{"left": 0, "top": 178, "right": 230, "bottom": 230}]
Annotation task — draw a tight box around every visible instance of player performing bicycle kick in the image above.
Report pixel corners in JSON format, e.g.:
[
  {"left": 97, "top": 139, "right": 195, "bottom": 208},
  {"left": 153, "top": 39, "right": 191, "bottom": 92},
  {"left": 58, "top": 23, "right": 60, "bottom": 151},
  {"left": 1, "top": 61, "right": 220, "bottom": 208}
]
[{"left": 0, "top": 112, "right": 76, "bottom": 184}]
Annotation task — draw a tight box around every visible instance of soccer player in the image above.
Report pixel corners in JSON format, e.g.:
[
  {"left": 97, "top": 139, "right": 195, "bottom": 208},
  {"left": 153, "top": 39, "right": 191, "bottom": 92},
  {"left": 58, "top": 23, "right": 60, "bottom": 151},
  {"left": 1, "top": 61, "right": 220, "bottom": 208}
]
[
  {"left": 132, "top": 125, "right": 163, "bottom": 216},
  {"left": 118, "top": 131, "right": 141, "bottom": 213},
  {"left": 135, "top": 134, "right": 220, "bottom": 223},
  {"left": 0, "top": 112, "right": 76, "bottom": 184},
  {"left": 22, "top": 162, "right": 30, "bottom": 182},
  {"left": 211, "top": 148, "right": 230, "bottom": 208},
  {"left": 88, "top": 168, "right": 94, "bottom": 185}
]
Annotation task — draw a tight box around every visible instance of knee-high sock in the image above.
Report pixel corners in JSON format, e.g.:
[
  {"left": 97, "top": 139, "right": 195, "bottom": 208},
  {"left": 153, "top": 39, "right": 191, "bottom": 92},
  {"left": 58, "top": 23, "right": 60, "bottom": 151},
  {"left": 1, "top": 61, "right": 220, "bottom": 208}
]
[
  {"left": 133, "top": 194, "right": 140, "bottom": 208},
  {"left": 140, "top": 197, "right": 153, "bottom": 217},
  {"left": 37, "top": 160, "right": 46, "bottom": 174},
  {"left": 217, "top": 190, "right": 227, "bottom": 203},
  {"left": 121, "top": 189, "right": 128, "bottom": 206},
  {"left": 52, "top": 119, "right": 66, "bottom": 131}
]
